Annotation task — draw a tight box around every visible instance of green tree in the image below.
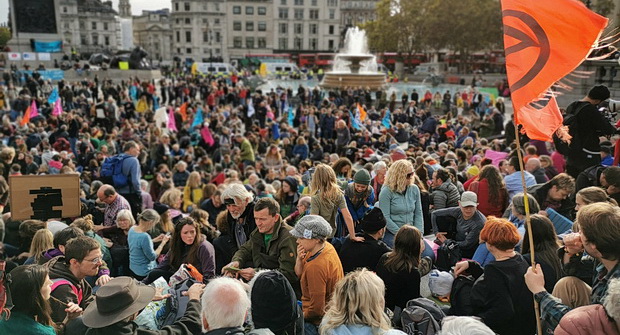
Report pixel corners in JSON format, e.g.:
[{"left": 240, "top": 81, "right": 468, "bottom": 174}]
[{"left": 0, "top": 27, "right": 11, "bottom": 49}]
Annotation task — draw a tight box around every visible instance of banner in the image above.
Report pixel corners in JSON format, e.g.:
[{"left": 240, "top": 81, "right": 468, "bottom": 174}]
[
  {"left": 38, "top": 53, "right": 51, "bottom": 61},
  {"left": 22, "top": 70, "right": 64, "bottom": 81},
  {"left": 33, "top": 40, "right": 63, "bottom": 53},
  {"left": 22, "top": 52, "right": 36, "bottom": 61},
  {"left": 9, "top": 174, "right": 81, "bottom": 220},
  {"left": 7, "top": 52, "right": 21, "bottom": 60}
]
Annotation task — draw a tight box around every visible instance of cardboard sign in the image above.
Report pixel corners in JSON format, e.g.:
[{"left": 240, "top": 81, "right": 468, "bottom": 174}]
[{"left": 9, "top": 174, "right": 81, "bottom": 220}]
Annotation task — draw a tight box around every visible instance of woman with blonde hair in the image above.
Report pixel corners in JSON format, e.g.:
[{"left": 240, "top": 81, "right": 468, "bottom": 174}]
[
  {"left": 24, "top": 229, "right": 54, "bottom": 265},
  {"left": 71, "top": 214, "right": 113, "bottom": 266},
  {"left": 183, "top": 171, "right": 204, "bottom": 212},
  {"left": 160, "top": 188, "right": 184, "bottom": 221},
  {"left": 265, "top": 145, "right": 284, "bottom": 171},
  {"left": 320, "top": 268, "right": 406, "bottom": 335},
  {"left": 378, "top": 160, "right": 423, "bottom": 247},
  {"left": 309, "top": 164, "right": 362, "bottom": 242}
]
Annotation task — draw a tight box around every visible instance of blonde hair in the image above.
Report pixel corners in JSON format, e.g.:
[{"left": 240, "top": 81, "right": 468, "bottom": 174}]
[
  {"left": 71, "top": 214, "right": 95, "bottom": 232},
  {"left": 187, "top": 171, "right": 202, "bottom": 189},
  {"left": 384, "top": 160, "right": 414, "bottom": 193},
  {"left": 310, "top": 164, "right": 342, "bottom": 204},
  {"left": 320, "top": 269, "right": 391, "bottom": 335},
  {"left": 29, "top": 229, "right": 53, "bottom": 263},
  {"left": 161, "top": 188, "right": 183, "bottom": 209}
]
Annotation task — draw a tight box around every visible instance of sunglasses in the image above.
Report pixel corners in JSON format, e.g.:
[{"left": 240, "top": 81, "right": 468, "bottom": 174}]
[
  {"left": 406, "top": 172, "right": 414, "bottom": 179},
  {"left": 224, "top": 198, "right": 237, "bottom": 206}
]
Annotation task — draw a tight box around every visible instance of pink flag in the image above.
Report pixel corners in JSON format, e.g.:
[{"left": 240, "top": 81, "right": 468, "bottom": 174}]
[
  {"left": 29, "top": 100, "right": 39, "bottom": 118},
  {"left": 167, "top": 108, "right": 177, "bottom": 132},
  {"left": 52, "top": 98, "right": 63, "bottom": 116},
  {"left": 201, "top": 126, "right": 215, "bottom": 146},
  {"left": 484, "top": 149, "right": 509, "bottom": 167}
]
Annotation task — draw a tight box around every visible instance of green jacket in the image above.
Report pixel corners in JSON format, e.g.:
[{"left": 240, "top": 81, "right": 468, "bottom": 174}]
[
  {"left": 232, "top": 218, "right": 299, "bottom": 296},
  {"left": 240, "top": 139, "right": 255, "bottom": 162}
]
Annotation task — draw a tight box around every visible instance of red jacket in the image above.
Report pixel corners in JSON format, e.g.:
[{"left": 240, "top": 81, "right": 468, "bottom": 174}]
[{"left": 468, "top": 178, "right": 507, "bottom": 218}]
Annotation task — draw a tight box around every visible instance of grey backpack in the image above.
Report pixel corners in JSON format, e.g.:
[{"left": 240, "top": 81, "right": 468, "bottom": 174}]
[{"left": 401, "top": 297, "right": 445, "bottom": 335}]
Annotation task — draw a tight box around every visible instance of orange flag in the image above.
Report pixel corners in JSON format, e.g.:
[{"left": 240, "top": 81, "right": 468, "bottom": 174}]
[
  {"left": 180, "top": 102, "right": 188, "bottom": 121},
  {"left": 358, "top": 103, "right": 367, "bottom": 121},
  {"left": 20, "top": 105, "right": 31, "bottom": 126},
  {"left": 501, "top": 0, "right": 608, "bottom": 140}
]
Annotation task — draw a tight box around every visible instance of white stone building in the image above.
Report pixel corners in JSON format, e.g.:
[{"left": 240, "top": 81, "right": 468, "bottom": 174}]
[
  {"left": 133, "top": 9, "right": 174, "bottom": 62},
  {"left": 58, "top": 0, "right": 122, "bottom": 54},
  {"left": 225, "top": 0, "right": 274, "bottom": 61}
]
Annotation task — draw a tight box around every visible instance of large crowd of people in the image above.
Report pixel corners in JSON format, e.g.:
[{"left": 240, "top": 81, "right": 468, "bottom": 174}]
[{"left": 0, "top": 68, "right": 618, "bottom": 335}]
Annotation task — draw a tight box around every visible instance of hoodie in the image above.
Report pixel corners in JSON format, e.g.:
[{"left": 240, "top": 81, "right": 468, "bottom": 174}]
[{"left": 46, "top": 256, "right": 94, "bottom": 323}]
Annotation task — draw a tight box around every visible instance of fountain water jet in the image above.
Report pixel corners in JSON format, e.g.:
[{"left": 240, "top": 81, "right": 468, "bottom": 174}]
[{"left": 321, "top": 27, "right": 386, "bottom": 90}]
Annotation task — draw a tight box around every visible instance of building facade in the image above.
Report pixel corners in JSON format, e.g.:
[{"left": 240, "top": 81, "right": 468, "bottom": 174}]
[
  {"left": 133, "top": 9, "right": 173, "bottom": 62},
  {"left": 58, "top": 0, "right": 121, "bottom": 54},
  {"left": 226, "top": 0, "right": 274, "bottom": 61},
  {"left": 170, "top": 0, "right": 228, "bottom": 63}
]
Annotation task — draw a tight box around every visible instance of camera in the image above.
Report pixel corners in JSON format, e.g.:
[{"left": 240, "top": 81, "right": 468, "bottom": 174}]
[{"left": 598, "top": 99, "right": 619, "bottom": 124}]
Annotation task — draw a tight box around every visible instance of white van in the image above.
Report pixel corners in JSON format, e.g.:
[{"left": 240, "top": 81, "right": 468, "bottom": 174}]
[{"left": 193, "top": 62, "right": 237, "bottom": 76}]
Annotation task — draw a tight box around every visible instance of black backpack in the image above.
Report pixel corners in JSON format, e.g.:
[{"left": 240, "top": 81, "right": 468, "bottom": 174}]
[
  {"left": 157, "top": 278, "right": 199, "bottom": 328},
  {"left": 435, "top": 240, "right": 461, "bottom": 272},
  {"left": 401, "top": 297, "right": 445, "bottom": 335},
  {"left": 553, "top": 101, "right": 589, "bottom": 156},
  {"left": 448, "top": 275, "right": 475, "bottom": 316}
]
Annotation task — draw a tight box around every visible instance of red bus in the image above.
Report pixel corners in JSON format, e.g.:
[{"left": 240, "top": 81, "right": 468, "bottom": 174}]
[
  {"left": 377, "top": 53, "right": 428, "bottom": 66},
  {"left": 316, "top": 53, "right": 335, "bottom": 67},
  {"left": 299, "top": 54, "right": 316, "bottom": 68}
]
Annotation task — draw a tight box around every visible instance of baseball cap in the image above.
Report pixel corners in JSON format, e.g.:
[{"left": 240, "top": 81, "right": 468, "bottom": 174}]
[{"left": 460, "top": 191, "right": 478, "bottom": 207}]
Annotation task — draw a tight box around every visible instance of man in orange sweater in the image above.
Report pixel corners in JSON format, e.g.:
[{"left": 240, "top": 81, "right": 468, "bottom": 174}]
[{"left": 291, "top": 215, "right": 344, "bottom": 335}]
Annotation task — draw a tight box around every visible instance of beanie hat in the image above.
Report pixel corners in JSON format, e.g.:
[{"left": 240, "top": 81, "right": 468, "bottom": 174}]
[
  {"left": 290, "top": 215, "right": 332, "bottom": 239},
  {"left": 359, "top": 207, "right": 386, "bottom": 233},
  {"left": 353, "top": 169, "right": 371, "bottom": 185},
  {"left": 588, "top": 85, "right": 610, "bottom": 101},
  {"left": 283, "top": 176, "right": 299, "bottom": 192},
  {"left": 466, "top": 165, "right": 480, "bottom": 177},
  {"left": 251, "top": 271, "right": 299, "bottom": 331}
]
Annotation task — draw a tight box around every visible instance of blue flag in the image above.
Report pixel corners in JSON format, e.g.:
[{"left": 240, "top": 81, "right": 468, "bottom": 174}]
[
  {"left": 129, "top": 86, "right": 138, "bottom": 104},
  {"left": 288, "top": 106, "right": 295, "bottom": 126},
  {"left": 47, "top": 87, "right": 59, "bottom": 104},
  {"left": 382, "top": 109, "right": 392, "bottom": 129},
  {"left": 272, "top": 122, "right": 280, "bottom": 140},
  {"left": 192, "top": 107, "right": 204, "bottom": 128},
  {"left": 247, "top": 98, "right": 255, "bottom": 117},
  {"left": 153, "top": 96, "right": 160, "bottom": 111},
  {"left": 351, "top": 111, "right": 361, "bottom": 130}
]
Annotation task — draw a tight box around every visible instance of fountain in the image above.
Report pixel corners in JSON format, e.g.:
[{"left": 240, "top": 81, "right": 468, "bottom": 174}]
[{"left": 321, "top": 27, "right": 386, "bottom": 90}]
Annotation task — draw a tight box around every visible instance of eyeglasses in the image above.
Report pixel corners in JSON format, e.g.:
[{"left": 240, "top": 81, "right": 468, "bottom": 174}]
[
  {"left": 406, "top": 172, "right": 414, "bottom": 179},
  {"left": 84, "top": 257, "right": 102, "bottom": 264}
]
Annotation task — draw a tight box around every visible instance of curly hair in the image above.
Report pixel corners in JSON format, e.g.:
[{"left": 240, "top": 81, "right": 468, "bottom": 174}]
[
  {"left": 384, "top": 160, "right": 414, "bottom": 194},
  {"left": 331, "top": 157, "right": 353, "bottom": 179}
]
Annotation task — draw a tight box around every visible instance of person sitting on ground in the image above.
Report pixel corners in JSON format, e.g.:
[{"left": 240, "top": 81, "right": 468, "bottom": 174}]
[
  {"left": 0, "top": 264, "right": 80, "bottom": 335},
  {"left": 338, "top": 207, "right": 391, "bottom": 274},
  {"left": 128, "top": 209, "right": 171, "bottom": 280},
  {"left": 344, "top": 169, "right": 375, "bottom": 226},
  {"left": 222, "top": 198, "right": 299, "bottom": 295},
  {"left": 249, "top": 270, "right": 303, "bottom": 335},
  {"left": 524, "top": 202, "right": 620, "bottom": 332},
  {"left": 504, "top": 156, "right": 537, "bottom": 199},
  {"left": 82, "top": 277, "right": 204, "bottom": 334},
  {"left": 554, "top": 277, "right": 620, "bottom": 335},
  {"left": 430, "top": 168, "right": 460, "bottom": 210},
  {"left": 201, "top": 277, "right": 273, "bottom": 335},
  {"left": 438, "top": 316, "right": 496, "bottom": 335},
  {"left": 320, "top": 268, "right": 407, "bottom": 335},
  {"left": 521, "top": 214, "right": 563, "bottom": 293},
  {"left": 291, "top": 215, "right": 344, "bottom": 335},
  {"left": 431, "top": 191, "right": 486, "bottom": 259},
  {"left": 453, "top": 217, "right": 536, "bottom": 335},
  {"left": 526, "top": 157, "right": 549, "bottom": 184},
  {"left": 527, "top": 173, "right": 576, "bottom": 219},
  {"left": 376, "top": 225, "right": 432, "bottom": 313}
]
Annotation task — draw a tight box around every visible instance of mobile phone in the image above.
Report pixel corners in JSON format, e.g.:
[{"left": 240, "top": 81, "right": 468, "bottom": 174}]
[
  {"left": 224, "top": 266, "right": 241, "bottom": 272},
  {"left": 165, "top": 232, "right": 171, "bottom": 237}
]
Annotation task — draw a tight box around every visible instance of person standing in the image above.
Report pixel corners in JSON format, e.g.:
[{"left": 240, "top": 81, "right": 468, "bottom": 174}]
[{"left": 115, "top": 141, "right": 143, "bottom": 219}]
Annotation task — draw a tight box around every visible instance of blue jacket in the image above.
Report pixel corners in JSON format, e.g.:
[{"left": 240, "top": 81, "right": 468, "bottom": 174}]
[
  {"left": 505, "top": 171, "right": 536, "bottom": 199},
  {"left": 292, "top": 144, "right": 309, "bottom": 160},
  {"left": 323, "top": 324, "right": 406, "bottom": 335},
  {"left": 345, "top": 185, "right": 375, "bottom": 223},
  {"left": 378, "top": 184, "right": 423, "bottom": 234},
  {"left": 116, "top": 154, "right": 141, "bottom": 195}
]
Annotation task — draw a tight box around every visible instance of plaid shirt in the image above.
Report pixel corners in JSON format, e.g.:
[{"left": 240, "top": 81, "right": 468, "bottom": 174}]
[
  {"left": 536, "top": 261, "right": 620, "bottom": 331},
  {"left": 103, "top": 194, "right": 131, "bottom": 226}
]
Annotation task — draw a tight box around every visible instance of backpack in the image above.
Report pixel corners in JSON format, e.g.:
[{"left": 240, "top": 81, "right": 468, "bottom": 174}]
[
  {"left": 100, "top": 154, "right": 130, "bottom": 188},
  {"left": 50, "top": 278, "right": 83, "bottom": 305},
  {"left": 435, "top": 240, "right": 461, "bottom": 272},
  {"left": 401, "top": 297, "right": 445, "bottom": 335},
  {"left": 553, "top": 101, "right": 589, "bottom": 156},
  {"left": 157, "top": 277, "right": 199, "bottom": 328},
  {"left": 448, "top": 275, "right": 475, "bottom": 316}
]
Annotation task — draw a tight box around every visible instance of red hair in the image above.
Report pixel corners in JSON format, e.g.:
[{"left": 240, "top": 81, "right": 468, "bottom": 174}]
[{"left": 480, "top": 217, "right": 520, "bottom": 251}]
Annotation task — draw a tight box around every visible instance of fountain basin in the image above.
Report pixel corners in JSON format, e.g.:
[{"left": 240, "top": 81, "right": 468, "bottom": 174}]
[{"left": 321, "top": 72, "right": 386, "bottom": 90}]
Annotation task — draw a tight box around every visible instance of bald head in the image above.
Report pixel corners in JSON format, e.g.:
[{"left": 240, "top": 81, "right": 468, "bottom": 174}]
[
  {"left": 525, "top": 158, "right": 541, "bottom": 172},
  {"left": 97, "top": 184, "right": 117, "bottom": 204}
]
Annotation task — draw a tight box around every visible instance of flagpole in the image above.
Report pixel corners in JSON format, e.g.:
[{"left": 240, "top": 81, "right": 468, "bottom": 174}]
[{"left": 514, "top": 123, "right": 543, "bottom": 335}]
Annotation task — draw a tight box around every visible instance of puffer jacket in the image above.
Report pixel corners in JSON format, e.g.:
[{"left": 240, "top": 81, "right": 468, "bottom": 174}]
[
  {"left": 554, "top": 304, "right": 619, "bottom": 335},
  {"left": 431, "top": 179, "right": 460, "bottom": 210}
]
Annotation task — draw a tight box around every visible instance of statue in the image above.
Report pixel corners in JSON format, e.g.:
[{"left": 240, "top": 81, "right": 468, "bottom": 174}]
[{"left": 110, "top": 47, "right": 151, "bottom": 70}]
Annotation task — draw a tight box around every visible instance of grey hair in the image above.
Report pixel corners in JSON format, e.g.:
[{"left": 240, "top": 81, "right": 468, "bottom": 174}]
[
  {"left": 221, "top": 183, "right": 254, "bottom": 204},
  {"left": 373, "top": 161, "right": 387, "bottom": 171},
  {"left": 116, "top": 209, "right": 136, "bottom": 227},
  {"left": 511, "top": 193, "right": 540, "bottom": 216},
  {"left": 440, "top": 316, "right": 495, "bottom": 335},
  {"left": 603, "top": 278, "right": 620, "bottom": 321},
  {"left": 140, "top": 179, "right": 149, "bottom": 190},
  {"left": 201, "top": 277, "right": 250, "bottom": 331},
  {"left": 299, "top": 196, "right": 311, "bottom": 208},
  {"left": 138, "top": 209, "right": 160, "bottom": 226}
]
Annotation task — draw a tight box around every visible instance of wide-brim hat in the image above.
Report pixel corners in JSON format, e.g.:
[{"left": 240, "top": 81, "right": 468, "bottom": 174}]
[{"left": 82, "top": 277, "right": 155, "bottom": 328}]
